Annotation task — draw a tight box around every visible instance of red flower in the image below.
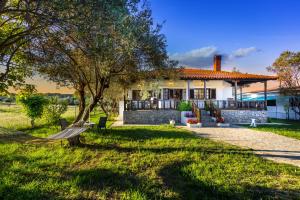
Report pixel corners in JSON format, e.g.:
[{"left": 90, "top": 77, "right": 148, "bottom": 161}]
[
  {"left": 217, "top": 117, "right": 224, "bottom": 123},
  {"left": 187, "top": 119, "right": 199, "bottom": 124}
]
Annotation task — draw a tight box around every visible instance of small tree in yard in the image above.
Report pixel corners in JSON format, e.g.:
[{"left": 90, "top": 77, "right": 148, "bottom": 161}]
[
  {"left": 43, "top": 96, "right": 68, "bottom": 125},
  {"left": 268, "top": 51, "right": 300, "bottom": 120},
  {"left": 17, "top": 95, "right": 48, "bottom": 128}
]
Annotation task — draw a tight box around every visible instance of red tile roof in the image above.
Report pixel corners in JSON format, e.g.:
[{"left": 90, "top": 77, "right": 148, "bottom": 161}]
[{"left": 180, "top": 68, "right": 277, "bottom": 80}]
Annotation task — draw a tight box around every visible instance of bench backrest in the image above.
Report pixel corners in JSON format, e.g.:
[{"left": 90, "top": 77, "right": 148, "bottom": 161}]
[
  {"left": 98, "top": 117, "right": 107, "bottom": 128},
  {"left": 59, "top": 118, "right": 69, "bottom": 130}
]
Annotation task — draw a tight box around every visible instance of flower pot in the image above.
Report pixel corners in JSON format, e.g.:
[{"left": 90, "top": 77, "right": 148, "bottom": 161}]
[
  {"left": 187, "top": 123, "right": 202, "bottom": 128},
  {"left": 216, "top": 123, "right": 230, "bottom": 127},
  {"left": 169, "top": 120, "right": 175, "bottom": 127},
  {"left": 181, "top": 111, "right": 196, "bottom": 125}
]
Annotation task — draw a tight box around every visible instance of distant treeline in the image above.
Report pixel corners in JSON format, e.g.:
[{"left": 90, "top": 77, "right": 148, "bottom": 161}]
[{"left": 0, "top": 93, "right": 78, "bottom": 105}]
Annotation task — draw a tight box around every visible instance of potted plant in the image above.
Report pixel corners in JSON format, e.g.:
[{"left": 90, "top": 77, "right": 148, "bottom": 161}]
[
  {"left": 216, "top": 116, "right": 230, "bottom": 127},
  {"left": 187, "top": 119, "right": 202, "bottom": 128},
  {"left": 178, "top": 101, "right": 194, "bottom": 124},
  {"left": 169, "top": 119, "right": 175, "bottom": 127},
  {"left": 204, "top": 102, "right": 210, "bottom": 115}
]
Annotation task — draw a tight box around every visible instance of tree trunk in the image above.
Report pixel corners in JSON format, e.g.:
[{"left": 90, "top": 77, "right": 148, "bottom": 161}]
[
  {"left": 79, "top": 78, "right": 109, "bottom": 122},
  {"left": 31, "top": 119, "right": 35, "bottom": 128},
  {"left": 82, "top": 97, "right": 100, "bottom": 122},
  {"left": 0, "top": 1, "right": 8, "bottom": 13},
  {"left": 100, "top": 102, "right": 108, "bottom": 115},
  {"left": 67, "top": 135, "right": 81, "bottom": 146},
  {"left": 74, "top": 88, "right": 86, "bottom": 123}
]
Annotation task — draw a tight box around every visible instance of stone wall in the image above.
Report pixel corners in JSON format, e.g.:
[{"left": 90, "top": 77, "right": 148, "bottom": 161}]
[
  {"left": 123, "top": 110, "right": 181, "bottom": 124},
  {"left": 221, "top": 110, "right": 267, "bottom": 123}
]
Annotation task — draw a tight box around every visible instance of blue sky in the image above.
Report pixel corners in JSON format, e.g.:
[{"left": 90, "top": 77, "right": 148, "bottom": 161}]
[{"left": 149, "top": 0, "right": 300, "bottom": 74}]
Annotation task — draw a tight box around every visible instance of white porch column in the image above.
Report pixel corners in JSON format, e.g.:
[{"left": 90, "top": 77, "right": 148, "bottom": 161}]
[
  {"left": 127, "top": 89, "right": 133, "bottom": 100},
  {"left": 186, "top": 80, "right": 190, "bottom": 100},
  {"left": 204, "top": 80, "right": 207, "bottom": 100},
  {"left": 160, "top": 89, "right": 164, "bottom": 100},
  {"left": 264, "top": 81, "right": 267, "bottom": 110},
  {"left": 118, "top": 101, "right": 124, "bottom": 120}
]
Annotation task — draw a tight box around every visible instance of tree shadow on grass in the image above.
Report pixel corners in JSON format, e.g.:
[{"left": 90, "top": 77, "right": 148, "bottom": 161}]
[
  {"left": 65, "top": 168, "right": 158, "bottom": 199},
  {"left": 96, "top": 127, "right": 196, "bottom": 141},
  {"left": 159, "top": 161, "right": 300, "bottom": 200},
  {"left": 81, "top": 142, "right": 252, "bottom": 156},
  {"left": 67, "top": 168, "right": 139, "bottom": 191},
  {"left": 0, "top": 127, "right": 58, "bottom": 145},
  {"left": 0, "top": 185, "right": 58, "bottom": 200},
  {"left": 0, "top": 154, "right": 62, "bottom": 200}
]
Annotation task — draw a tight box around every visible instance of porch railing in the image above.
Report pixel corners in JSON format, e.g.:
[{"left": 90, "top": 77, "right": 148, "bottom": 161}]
[
  {"left": 189, "top": 100, "right": 266, "bottom": 110},
  {"left": 191, "top": 102, "right": 201, "bottom": 122},
  {"left": 124, "top": 99, "right": 266, "bottom": 111},
  {"left": 124, "top": 100, "right": 180, "bottom": 111}
]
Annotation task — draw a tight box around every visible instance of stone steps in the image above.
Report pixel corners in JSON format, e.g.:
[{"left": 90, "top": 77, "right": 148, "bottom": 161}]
[
  {"left": 202, "top": 122, "right": 217, "bottom": 127},
  {"left": 200, "top": 111, "right": 217, "bottom": 127}
]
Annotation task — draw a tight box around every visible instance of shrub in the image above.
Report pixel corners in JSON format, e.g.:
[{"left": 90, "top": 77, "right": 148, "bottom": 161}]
[
  {"left": 178, "top": 101, "right": 192, "bottom": 111},
  {"left": 204, "top": 102, "right": 210, "bottom": 111},
  {"left": 43, "top": 96, "right": 68, "bottom": 125},
  {"left": 17, "top": 95, "right": 48, "bottom": 128},
  {"left": 187, "top": 119, "right": 199, "bottom": 124}
]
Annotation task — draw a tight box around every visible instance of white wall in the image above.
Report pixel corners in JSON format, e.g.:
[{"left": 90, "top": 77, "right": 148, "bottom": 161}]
[
  {"left": 127, "top": 80, "right": 234, "bottom": 100},
  {"left": 267, "top": 96, "right": 300, "bottom": 120}
]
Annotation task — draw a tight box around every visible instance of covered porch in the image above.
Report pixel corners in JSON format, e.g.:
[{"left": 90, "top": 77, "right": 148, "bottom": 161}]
[{"left": 124, "top": 77, "right": 271, "bottom": 111}]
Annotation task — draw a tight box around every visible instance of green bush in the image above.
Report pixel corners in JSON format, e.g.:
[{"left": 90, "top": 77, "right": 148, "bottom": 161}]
[
  {"left": 43, "top": 96, "right": 68, "bottom": 125},
  {"left": 17, "top": 95, "right": 48, "bottom": 128},
  {"left": 204, "top": 102, "right": 210, "bottom": 111},
  {"left": 177, "top": 101, "right": 192, "bottom": 111}
]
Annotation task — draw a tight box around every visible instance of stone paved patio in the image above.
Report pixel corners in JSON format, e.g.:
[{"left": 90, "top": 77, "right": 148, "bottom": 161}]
[{"left": 182, "top": 126, "right": 300, "bottom": 167}]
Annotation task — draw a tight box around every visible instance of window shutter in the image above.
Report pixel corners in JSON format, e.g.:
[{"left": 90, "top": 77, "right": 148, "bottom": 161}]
[
  {"left": 211, "top": 89, "right": 216, "bottom": 99},
  {"left": 190, "top": 89, "right": 194, "bottom": 99}
]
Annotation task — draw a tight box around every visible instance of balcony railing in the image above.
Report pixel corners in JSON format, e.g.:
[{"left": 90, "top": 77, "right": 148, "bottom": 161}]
[
  {"left": 124, "top": 99, "right": 266, "bottom": 111},
  {"left": 190, "top": 100, "right": 266, "bottom": 110},
  {"left": 124, "top": 100, "right": 180, "bottom": 110}
]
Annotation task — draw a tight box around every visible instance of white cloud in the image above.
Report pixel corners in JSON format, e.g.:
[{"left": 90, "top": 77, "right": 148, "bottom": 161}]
[
  {"left": 170, "top": 46, "right": 218, "bottom": 67},
  {"left": 230, "top": 47, "right": 259, "bottom": 58},
  {"left": 170, "top": 46, "right": 260, "bottom": 68}
]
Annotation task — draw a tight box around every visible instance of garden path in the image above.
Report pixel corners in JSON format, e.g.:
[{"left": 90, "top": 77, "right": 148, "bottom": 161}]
[{"left": 183, "top": 126, "right": 300, "bottom": 167}]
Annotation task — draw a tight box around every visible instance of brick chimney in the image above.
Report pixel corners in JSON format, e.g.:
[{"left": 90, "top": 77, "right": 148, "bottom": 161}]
[{"left": 213, "top": 55, "right": 222, "bottom": 71}]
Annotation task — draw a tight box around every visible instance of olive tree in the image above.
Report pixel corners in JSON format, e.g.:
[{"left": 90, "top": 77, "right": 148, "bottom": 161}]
[
  {"left": 0, "top": 0, "right": 61, "bottom": 93},
  {"left": 27, "top": 0, "right": 177, "bottom": 124}
]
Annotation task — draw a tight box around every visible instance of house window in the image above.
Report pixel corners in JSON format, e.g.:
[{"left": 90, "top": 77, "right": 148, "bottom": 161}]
[
  {"left": 162, "top": 89, "right": 183, "bottom": 100},
  {"left": 208, "top": 89, "right": 216, "bottom": 99},
  {"left": 189, "top": 88, "right": 216, "bottom": 99},
  {"left": 267, "top": 100, "right": 276, "bottom": 106},
  {"left": 132, "top": 90, "right": 141, "bottom": 100},
  {"left": 163, "top": 89, "right": 169, "bottom": 100}
]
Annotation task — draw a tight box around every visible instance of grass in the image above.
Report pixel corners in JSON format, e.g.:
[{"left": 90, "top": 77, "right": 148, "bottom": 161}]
[
  {"left": 0, "top": 105, "right": 300, "bottom": 199},
  {"left": 246, "top": 118, "right": 300, "bottom": 140},
  {"left": 0, "top": 104, "right": 113, "bottom": 137}
]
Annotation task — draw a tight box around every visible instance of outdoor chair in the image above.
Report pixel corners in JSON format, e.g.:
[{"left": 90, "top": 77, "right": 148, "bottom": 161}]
[
  {"left": 59, "top": 118, "right": 69, "bottom": 131},
  {"left": 97, "top": 117, "right": 108, "bottom": 133}
]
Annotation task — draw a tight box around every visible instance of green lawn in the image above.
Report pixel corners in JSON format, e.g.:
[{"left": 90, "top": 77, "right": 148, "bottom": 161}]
[
  {"left": 0, "top": 104, "right": 113, "bottom": 137},
  {"left": 248, "top": 118, "right": 300, "bottom": 140},
  {"left": 0, "top": 105, "right": 300, "bottom": 199}
]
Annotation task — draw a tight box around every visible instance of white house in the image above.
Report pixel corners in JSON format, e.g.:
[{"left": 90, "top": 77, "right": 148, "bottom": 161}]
[{"left": 120, "top": 55, "right": 277, "bottom": 125}]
